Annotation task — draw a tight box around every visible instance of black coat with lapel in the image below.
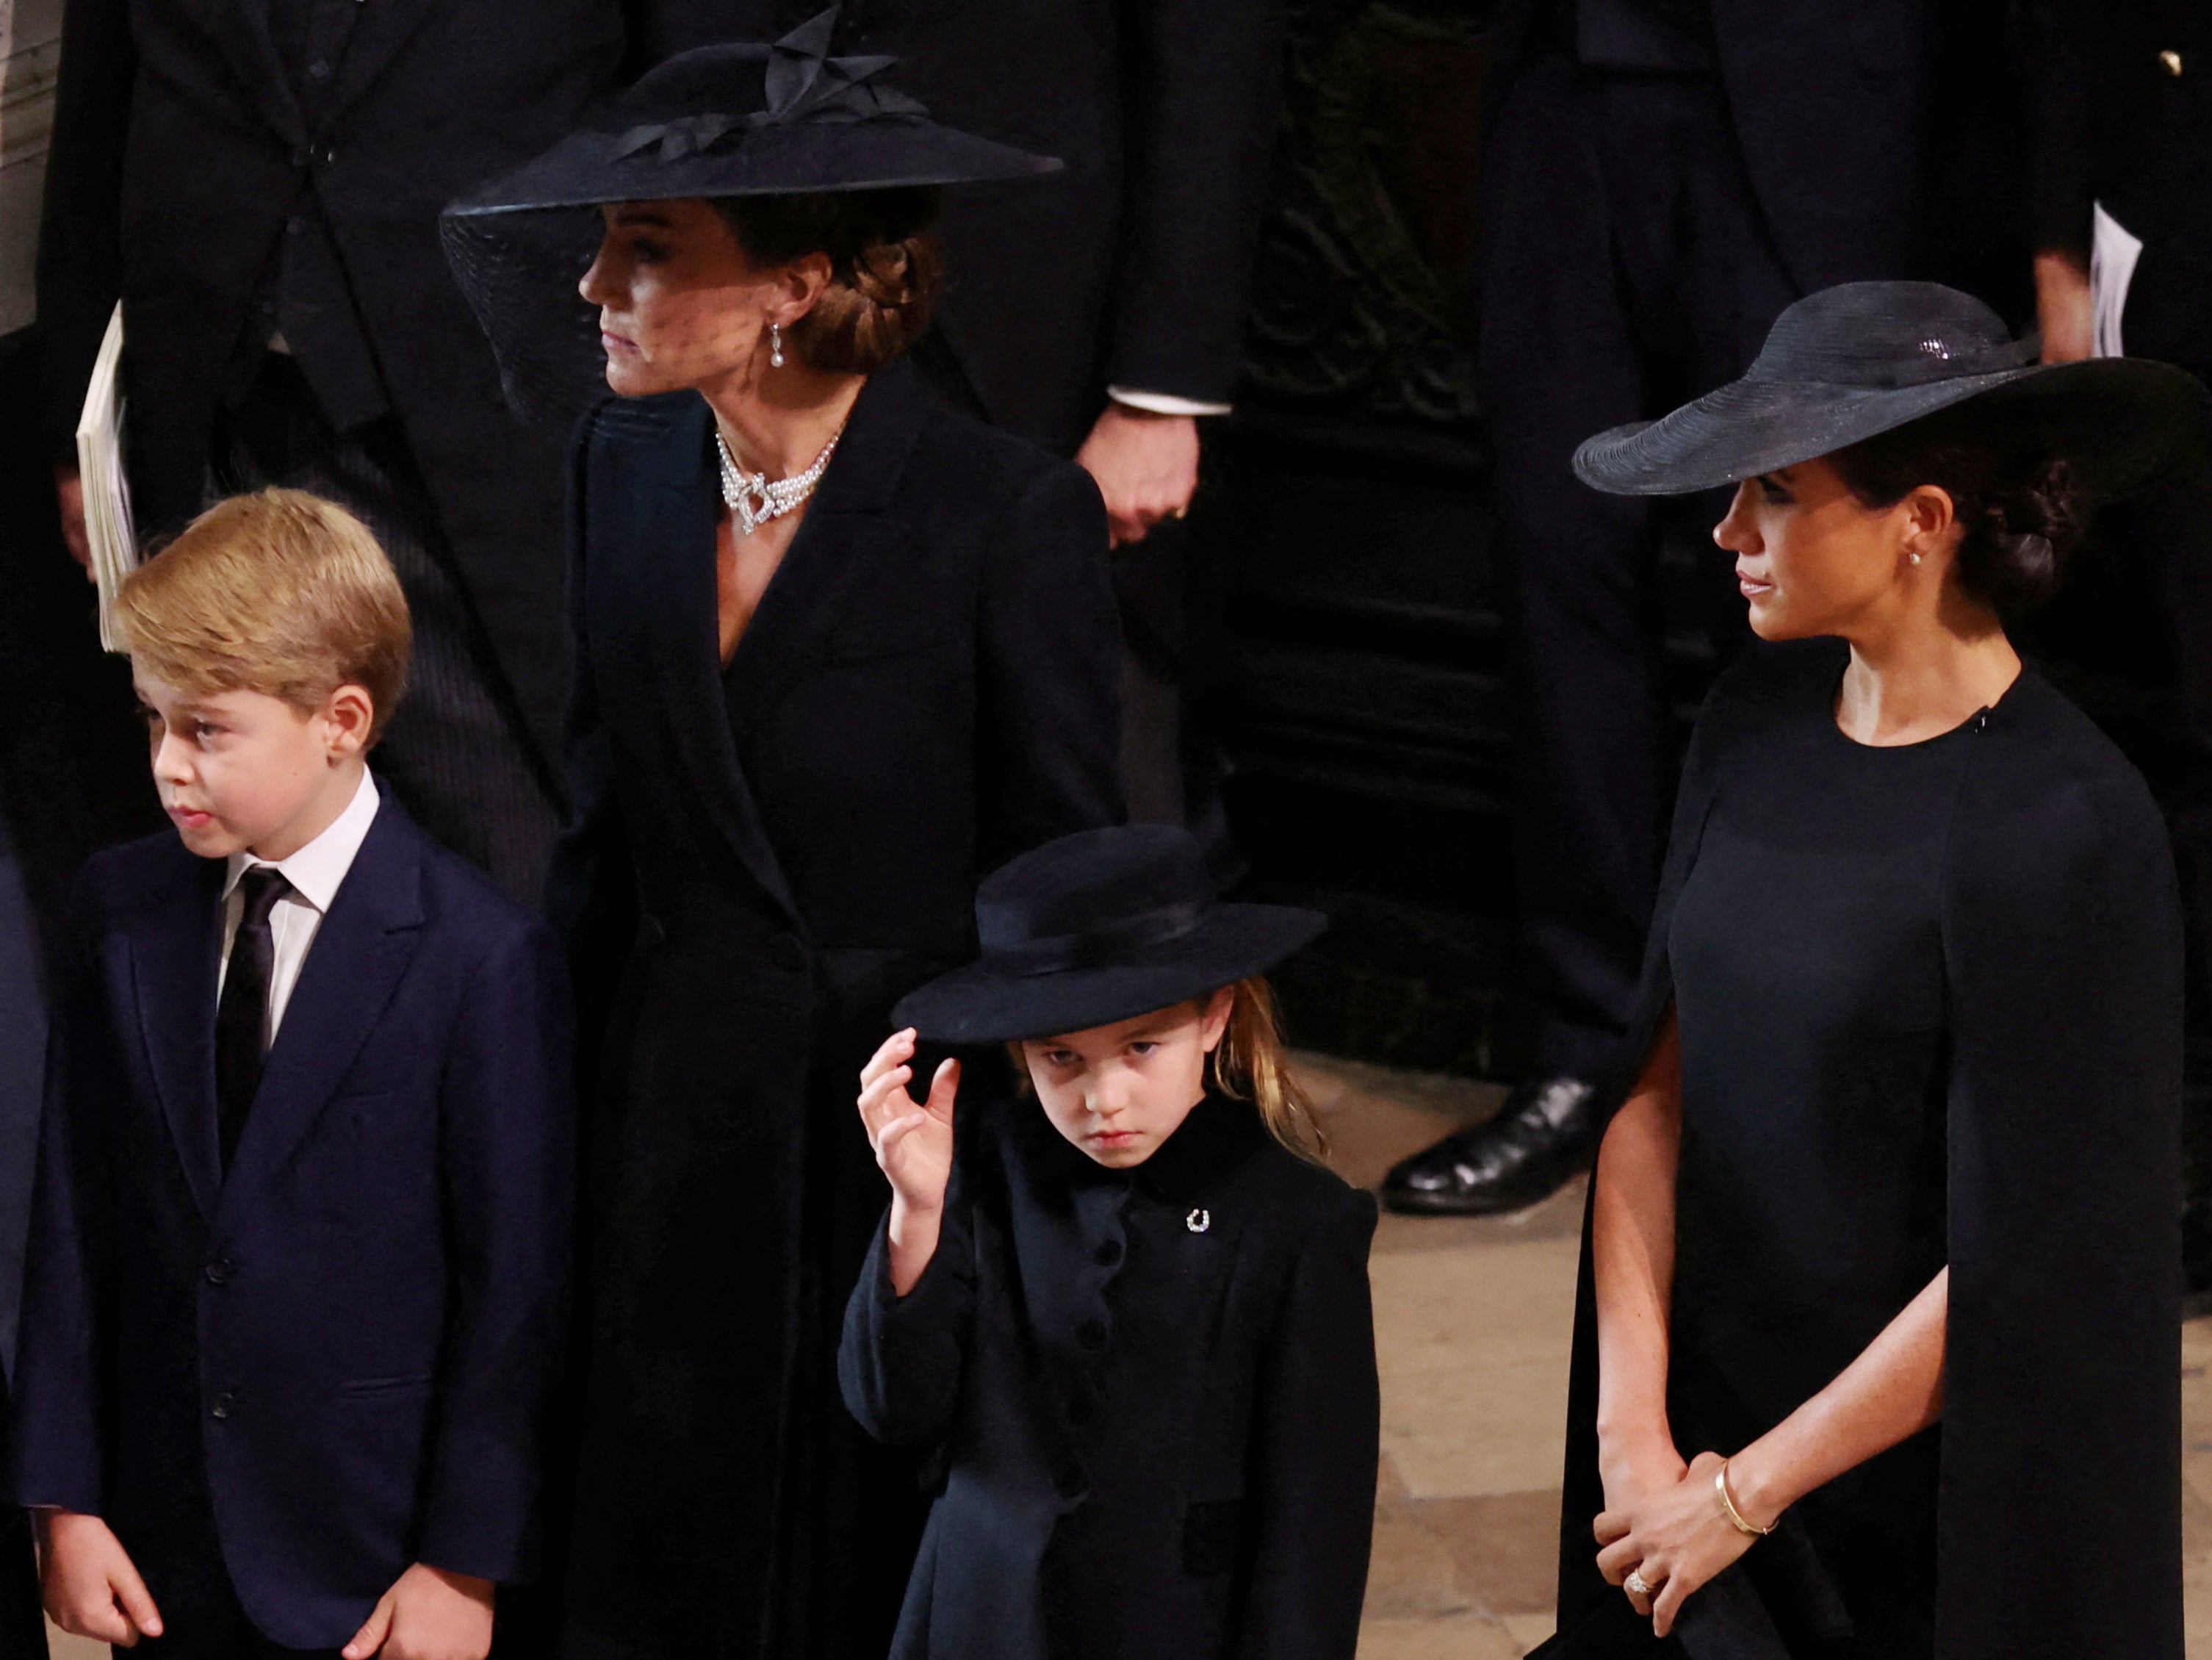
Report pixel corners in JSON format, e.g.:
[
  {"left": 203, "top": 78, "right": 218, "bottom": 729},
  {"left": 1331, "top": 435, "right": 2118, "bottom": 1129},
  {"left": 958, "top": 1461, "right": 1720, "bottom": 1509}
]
[
  {"left": 547, "top": 359, "right": 1123, "bottom": 1659},
  {"left": 839, "top": 1094, "right": 1380, "bottom": 1660},
  {"left": 639, "top": 0, "right": 1286, "bottom": 452},
  {"left": 35, "top": 0, "right": 635, "bottom": 764}
]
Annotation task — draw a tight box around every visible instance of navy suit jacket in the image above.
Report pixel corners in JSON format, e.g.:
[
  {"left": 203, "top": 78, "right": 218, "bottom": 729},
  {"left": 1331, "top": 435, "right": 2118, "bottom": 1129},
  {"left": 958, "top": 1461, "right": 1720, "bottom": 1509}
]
[{"left": 8, "top": 786, "right": 574, "bottom": 1649}]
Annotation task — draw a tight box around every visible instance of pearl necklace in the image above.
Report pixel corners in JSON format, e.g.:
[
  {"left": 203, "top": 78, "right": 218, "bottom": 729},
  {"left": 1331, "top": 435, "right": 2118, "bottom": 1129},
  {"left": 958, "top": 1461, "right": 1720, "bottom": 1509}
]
[{"left": 716, "top": 427, "right": 843, "bottom": 536}]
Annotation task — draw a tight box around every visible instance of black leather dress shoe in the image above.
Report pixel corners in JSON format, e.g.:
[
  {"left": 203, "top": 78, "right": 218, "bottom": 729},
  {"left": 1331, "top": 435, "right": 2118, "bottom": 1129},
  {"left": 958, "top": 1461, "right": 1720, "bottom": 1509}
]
[{"left": 1382, "top": 1075, "right": 1602, "bottom": 1216}]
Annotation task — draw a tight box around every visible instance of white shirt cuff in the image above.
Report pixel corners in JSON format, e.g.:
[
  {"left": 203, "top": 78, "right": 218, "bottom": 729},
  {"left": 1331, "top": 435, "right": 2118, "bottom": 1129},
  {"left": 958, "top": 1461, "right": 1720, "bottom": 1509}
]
[{"left": 1106, "top": 387, "right": 1233, "bottom": 418}]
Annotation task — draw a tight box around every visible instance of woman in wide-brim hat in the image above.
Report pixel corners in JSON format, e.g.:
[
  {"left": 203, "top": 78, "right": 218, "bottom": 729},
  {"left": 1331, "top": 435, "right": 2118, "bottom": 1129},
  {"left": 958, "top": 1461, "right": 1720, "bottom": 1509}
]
[
  {"left": 443, "top": 16, "right": 1124, "bottom": 1659},
  {"left": 1538, "top": 281, "right": 2209, "bottom": 1659}
]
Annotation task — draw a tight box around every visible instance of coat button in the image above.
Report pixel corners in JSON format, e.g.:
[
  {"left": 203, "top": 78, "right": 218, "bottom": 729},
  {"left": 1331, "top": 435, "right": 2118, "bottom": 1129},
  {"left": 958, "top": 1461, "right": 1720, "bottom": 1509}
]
[
  {"left": 1076, "top": 1318, "right": 1108, "bottom": 1351},
  {"left": 1092, "top": 1238, "right": 1123, "bottom": 1268},
  {"left": 1053, "top": 1462, "right": 1087, "bottom": 1498},
  {"left": 210, "top": 1393, "right": 236, "bottom": 1420},
  {"left": 771, "top": 934, "right": 807, "bottom": 973},
  {"left": 287, "top": 215, "right": 308, "bottom": 237},
  {"left": 203, "top": 1257, "right": 234, "bottom": 1285},
  {"left": 308, "top": 58, "right": 332, "bottom": 80}
]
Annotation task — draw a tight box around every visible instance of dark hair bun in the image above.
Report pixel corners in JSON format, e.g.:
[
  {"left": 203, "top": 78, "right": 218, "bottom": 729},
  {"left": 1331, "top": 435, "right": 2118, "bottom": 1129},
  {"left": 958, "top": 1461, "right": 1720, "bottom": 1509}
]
[
  {"left": 713, "top": 186, "right": 945, "bottom": 376},
  {"left": 1831, "top": 406, "right": 2097, "bottom": 618}
]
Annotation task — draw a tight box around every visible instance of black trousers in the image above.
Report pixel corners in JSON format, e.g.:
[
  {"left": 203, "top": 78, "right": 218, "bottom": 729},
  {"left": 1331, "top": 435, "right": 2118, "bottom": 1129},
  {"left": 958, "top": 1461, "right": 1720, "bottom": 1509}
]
[
  {"left": 214, "top": 354, "right": 563, "bottom": 904},
  {"left": 1476, "top": 57, "right": 1798, "bottom": 1077}
]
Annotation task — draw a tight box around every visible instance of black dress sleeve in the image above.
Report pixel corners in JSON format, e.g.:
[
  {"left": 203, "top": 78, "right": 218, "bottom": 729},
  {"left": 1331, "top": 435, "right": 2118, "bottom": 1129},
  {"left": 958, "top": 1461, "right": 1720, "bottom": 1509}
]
[
  {"left": 36, "top": 0, "right": 137, "bottom": 462},
  {"left": 1231, "top": 1188, "right": 1380, "bottom": 1660},
  {"left": 1935, "top": 697, "right": 2185, "bottom": 1659},
  {"left": 975, "top": 461, "right": 1125, "bottom": 866},
  {"left": 837, "top": 1168, "right": 979, "bottom": 1451}
]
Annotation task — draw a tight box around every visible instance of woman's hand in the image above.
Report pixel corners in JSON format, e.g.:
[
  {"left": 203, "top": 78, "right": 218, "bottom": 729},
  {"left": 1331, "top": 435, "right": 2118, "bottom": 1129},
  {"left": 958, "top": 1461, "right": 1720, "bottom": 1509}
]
[
  {"left": 858, "top": 1028, "right": 959, "bottom": 1293},
  {"left": 1593, "top": 1450, "right": 1754, "bottom": 1636}
]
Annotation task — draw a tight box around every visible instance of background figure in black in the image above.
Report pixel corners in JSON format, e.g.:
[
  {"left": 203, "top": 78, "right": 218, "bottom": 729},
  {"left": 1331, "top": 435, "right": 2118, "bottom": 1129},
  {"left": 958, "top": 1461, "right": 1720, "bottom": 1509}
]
[
  {"left": 1386, "top": 0, "right": 1942, "bottom": 1215},
  {"left": 641, "top": 0, "right": 1286, "bottom": 838},
  {"left": 35, "top": 0, "right": 641, "bottom": 900},
  {"left": 0, "top": 800, "right": 46, "bottom": 1660},
  {"left": 2020, "top": 0, "right": 2212, "bottom": 1284}
]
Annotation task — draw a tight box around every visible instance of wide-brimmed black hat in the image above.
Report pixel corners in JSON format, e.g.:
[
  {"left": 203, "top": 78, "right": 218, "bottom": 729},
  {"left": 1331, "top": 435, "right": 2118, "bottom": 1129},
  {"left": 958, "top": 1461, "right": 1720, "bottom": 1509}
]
[
  {"left": 1573, "top": 281, "right": 2210, "bottom": 498},
  {"left": 440, "top": 7, "right": 1059, "bottom": 421},
  {"left": 892, "top": 826, "right": 1327, "bottom": 1045}
]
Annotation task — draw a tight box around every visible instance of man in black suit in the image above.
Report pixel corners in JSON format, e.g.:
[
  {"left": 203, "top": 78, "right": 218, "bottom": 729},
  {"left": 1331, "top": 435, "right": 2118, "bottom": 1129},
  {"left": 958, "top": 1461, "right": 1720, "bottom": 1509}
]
[
  {"left": 1387, "top": 0, "right": 1943, "bottom": 1214},
  {"left": 37, "top": 0, "right": 642, "bottom": 902},
  {"left": 642, "top": 0, "right": 1285, "bottom": 827}
]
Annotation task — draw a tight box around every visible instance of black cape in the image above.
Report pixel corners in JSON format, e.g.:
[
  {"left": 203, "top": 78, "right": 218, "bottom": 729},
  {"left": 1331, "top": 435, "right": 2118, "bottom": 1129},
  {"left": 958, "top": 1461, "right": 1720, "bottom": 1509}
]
[{"left": 1542, "top": 641, "right": 2184, "bottom": 1660}]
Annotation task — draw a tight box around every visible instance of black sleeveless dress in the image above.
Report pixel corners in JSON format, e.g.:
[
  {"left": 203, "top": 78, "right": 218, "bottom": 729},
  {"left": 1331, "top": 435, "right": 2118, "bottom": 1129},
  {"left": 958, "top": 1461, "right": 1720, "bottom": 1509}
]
[{"left": 1543, "top": 639, "right": 2185, "bottom": 1660}]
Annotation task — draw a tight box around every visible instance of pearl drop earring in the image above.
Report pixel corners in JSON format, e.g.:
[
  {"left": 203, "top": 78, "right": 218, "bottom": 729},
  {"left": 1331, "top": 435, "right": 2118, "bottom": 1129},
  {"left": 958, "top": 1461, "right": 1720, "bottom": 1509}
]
[{"left": 770, "top": 321, "right": 785, "bottom": 368}]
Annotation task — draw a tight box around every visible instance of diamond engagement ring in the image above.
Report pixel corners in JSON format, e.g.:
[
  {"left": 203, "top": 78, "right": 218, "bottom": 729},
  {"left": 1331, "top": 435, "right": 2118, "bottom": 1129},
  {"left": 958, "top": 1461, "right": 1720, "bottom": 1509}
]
[{"left": 1624, "top": 1570, "right": 1655, "bottom": 1598}]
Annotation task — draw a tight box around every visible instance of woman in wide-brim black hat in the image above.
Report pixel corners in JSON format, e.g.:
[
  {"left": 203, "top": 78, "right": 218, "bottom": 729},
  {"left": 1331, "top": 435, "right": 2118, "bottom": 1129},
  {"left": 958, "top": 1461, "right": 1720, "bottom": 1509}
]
[
  {"left": 445, "top": 17, "right": 1124, "bottom": 1659},
  {"left": 1538, "top": 281, "right": 2208, "bottom": 1660}
]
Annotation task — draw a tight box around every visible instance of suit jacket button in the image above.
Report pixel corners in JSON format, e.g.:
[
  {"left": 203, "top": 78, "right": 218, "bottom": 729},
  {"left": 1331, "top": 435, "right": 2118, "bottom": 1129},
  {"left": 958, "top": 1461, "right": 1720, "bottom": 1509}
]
[
  {"left": 1077, "top": 1318, "right": 1108, "bottom": 1351},
  {"left": 203, "top": 1258, "right": 233, "bottom": 1285},
  {"left": 1066, "top": 1388, "right": 1095, "bottom": 1426},
  {"left": 210, "top": 1393, "right": 236, "bottom": 1420},
  {"left": 1092, "top": 1238, "right": 1123, "bottom": 1268},
  {"left": 771, "top": 934, "right": 807, "bottom": 973},
  {"left": 1053, "top": 1462, "right": 1087, "bottom": 1498}
]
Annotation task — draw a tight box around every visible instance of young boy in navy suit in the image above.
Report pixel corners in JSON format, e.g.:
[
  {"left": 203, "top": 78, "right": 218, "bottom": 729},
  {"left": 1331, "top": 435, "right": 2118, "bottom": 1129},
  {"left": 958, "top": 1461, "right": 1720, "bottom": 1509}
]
[{"left": 10, "top": 489, "right": 574, "bottom": 1660}]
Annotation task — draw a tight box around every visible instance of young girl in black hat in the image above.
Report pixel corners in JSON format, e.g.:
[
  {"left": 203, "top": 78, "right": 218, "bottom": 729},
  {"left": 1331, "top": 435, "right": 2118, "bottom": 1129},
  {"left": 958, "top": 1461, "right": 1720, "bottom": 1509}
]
[{"left": 839, "top": 823, "right": 1378, "bottom": 1660}]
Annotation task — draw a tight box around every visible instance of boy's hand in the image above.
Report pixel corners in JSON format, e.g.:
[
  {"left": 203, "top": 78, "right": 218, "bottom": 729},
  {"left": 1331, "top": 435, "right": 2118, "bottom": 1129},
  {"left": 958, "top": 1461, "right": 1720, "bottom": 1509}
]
[
  {"left": 36, "top": 1508, "right": 164, "bottom": 1646},
  {"left": 342, "top": 1563, "right": 494, "bottom": 1660}
]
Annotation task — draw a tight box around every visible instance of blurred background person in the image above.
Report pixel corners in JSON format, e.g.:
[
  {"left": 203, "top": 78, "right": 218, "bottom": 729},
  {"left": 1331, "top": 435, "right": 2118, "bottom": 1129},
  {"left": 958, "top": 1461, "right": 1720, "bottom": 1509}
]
[
  {"left": 33, "top": 0, "right": 644, "bottom": 901},
  {"left": 1384, "top": 0, "right": 1952, "bottom": 1217},
  {"left": 642, "top": 0, "right": 1286, "bottom": 841}
]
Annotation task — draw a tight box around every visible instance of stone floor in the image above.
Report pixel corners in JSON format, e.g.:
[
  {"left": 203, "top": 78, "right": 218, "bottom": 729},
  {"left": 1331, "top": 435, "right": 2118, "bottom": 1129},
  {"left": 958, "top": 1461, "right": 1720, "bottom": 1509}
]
[{"left": 43, "top": 1054, "right": 2212, "bottom": 1656}]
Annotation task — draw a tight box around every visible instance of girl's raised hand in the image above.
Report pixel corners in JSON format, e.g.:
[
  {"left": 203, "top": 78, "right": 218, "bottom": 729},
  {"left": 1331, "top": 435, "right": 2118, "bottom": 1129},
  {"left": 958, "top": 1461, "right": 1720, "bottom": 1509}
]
[{"left": 858, "top": 1028, "right": 960, "bottom": 1220}]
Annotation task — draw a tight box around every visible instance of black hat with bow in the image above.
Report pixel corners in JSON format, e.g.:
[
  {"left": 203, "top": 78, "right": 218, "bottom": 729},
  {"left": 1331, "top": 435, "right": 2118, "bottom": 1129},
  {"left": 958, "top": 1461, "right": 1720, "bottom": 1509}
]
[
  {"left": 440, "top": 8, "right": 1059, "bottom": 419},
  {"left": 891, "top": 826, "right": 1327, "bottom": 1046}
]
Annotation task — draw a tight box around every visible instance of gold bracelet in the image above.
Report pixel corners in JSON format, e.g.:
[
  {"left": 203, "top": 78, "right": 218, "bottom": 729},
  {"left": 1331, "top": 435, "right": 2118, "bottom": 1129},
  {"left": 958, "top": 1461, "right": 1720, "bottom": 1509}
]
[{"left": 1715, "top": 1459, "right": 1776, "bottom": 1537}]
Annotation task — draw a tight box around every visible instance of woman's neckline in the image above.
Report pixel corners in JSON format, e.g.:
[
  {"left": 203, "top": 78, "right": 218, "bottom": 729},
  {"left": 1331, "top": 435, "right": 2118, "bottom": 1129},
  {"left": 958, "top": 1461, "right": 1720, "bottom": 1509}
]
[{"left": 1823, "top": 655, "right": 2022, "bottom": 752}]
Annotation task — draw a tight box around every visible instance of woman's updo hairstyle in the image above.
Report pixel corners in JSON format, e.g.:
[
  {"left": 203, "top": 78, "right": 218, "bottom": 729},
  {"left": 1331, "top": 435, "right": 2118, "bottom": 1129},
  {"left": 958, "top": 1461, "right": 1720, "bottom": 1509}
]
[
  {"left": 713, "top": 185, "right": 944, "bottom": 377},
  {"left": 1829, "top": 399, "right": 2096, "bottom": 617}
]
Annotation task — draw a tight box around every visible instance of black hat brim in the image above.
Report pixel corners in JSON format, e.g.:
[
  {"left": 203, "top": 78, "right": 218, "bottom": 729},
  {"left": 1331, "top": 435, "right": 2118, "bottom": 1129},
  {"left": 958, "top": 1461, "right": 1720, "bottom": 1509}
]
[
  {"left": 1573, "top": 356, "right": 2211, "bottom": 500},
  {"left": 446, "top": 118, "right": 1060, "bottom": 218},
  {"left": 891, "top": 904, "right": 1327, "bottom": 1046}
]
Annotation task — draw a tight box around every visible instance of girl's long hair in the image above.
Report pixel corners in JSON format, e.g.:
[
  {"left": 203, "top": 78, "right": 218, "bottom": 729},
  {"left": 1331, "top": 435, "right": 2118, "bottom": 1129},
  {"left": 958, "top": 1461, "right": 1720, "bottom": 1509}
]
[{"left": 1209, "top": 975, "right": 1328, "bottom": 1165}]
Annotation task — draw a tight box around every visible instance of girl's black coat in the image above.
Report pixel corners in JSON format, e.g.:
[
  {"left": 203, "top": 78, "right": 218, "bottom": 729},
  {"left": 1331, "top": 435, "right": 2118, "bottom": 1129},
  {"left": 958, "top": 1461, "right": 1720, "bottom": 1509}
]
[
  {"left": 840, "top": 1095, "right": 1380, "bottom": 1660},
  {"left": 547, "top": 360, "right": 1124, "bottom": 1659},
  {"left": 1543, "top": 642, "right": 2186, "bottom": 1660}
]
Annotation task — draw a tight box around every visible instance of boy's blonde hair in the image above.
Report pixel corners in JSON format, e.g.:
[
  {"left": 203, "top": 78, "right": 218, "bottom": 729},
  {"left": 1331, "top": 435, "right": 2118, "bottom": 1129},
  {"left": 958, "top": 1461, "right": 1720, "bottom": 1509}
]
[{"left": 116, "top": 489, "right": 411, "bottom": 741}]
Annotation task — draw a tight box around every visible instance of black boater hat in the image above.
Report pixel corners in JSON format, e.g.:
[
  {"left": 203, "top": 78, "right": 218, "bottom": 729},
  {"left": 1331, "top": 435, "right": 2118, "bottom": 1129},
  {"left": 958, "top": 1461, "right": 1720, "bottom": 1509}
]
[
  {"left": 1573, "top": 281, "right": 2211, "bottom": 498},
  {"left": 892, "top": 826, "right": 1327, "bottom": 1046},
  {"left": 440, "top": 7, "right": 1059, "bottom": 421}
]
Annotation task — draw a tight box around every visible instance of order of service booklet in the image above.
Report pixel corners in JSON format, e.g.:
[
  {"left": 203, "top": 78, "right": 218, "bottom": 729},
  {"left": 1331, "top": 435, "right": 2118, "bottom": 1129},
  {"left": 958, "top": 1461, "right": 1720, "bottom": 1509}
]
[{"left": 75, "top": 301, "right": 139, "bottom": 652}]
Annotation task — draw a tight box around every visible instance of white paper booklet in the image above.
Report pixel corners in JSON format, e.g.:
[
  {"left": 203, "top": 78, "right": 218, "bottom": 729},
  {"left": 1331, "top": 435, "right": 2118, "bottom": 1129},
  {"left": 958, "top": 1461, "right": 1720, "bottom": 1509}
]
[
  {"left": 74, "top": 301, "right": 139, "bottom": 650},
  {"left": 2091, "top": 201, "right": 2144, "bottom": 361}
]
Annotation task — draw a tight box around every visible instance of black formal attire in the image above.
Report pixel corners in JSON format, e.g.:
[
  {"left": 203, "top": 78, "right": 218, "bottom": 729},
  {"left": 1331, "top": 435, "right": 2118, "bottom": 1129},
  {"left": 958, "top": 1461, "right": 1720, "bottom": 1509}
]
[
  {"left": 1477, "top": 0, "right": 1937, "bottom": 1079},
  {"left": 35, "top": 0, "right": 638, "bottom": 897},
  {"left": 547, "top": 360, "right": 1124, "bottom": 1660},
  {"left": 839, "top": 1093, "right": 1378, "bottom": 1660},
  {"left": 1542, "top": 641, "right": 2183, "bottom": 1659},
  {"left": 640, "top": 0, "right": 1283, "bottom": 836},
  {"left": 10, "top": 788, "right": 574, "bottom": 1652}
]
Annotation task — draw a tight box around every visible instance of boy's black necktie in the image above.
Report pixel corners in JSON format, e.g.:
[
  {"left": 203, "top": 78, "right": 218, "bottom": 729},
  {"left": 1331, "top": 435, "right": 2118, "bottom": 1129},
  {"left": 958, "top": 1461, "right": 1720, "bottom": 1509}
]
[{"left": 217, "top": 868, "right": 291, "bottom": 1171}]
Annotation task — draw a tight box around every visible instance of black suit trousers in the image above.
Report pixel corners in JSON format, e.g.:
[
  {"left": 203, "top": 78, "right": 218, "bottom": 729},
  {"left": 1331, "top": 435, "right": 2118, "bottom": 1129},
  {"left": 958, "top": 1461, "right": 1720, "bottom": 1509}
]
[{"left": 1476, "top": 57, "right": 1798, "bottom": 1076}]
